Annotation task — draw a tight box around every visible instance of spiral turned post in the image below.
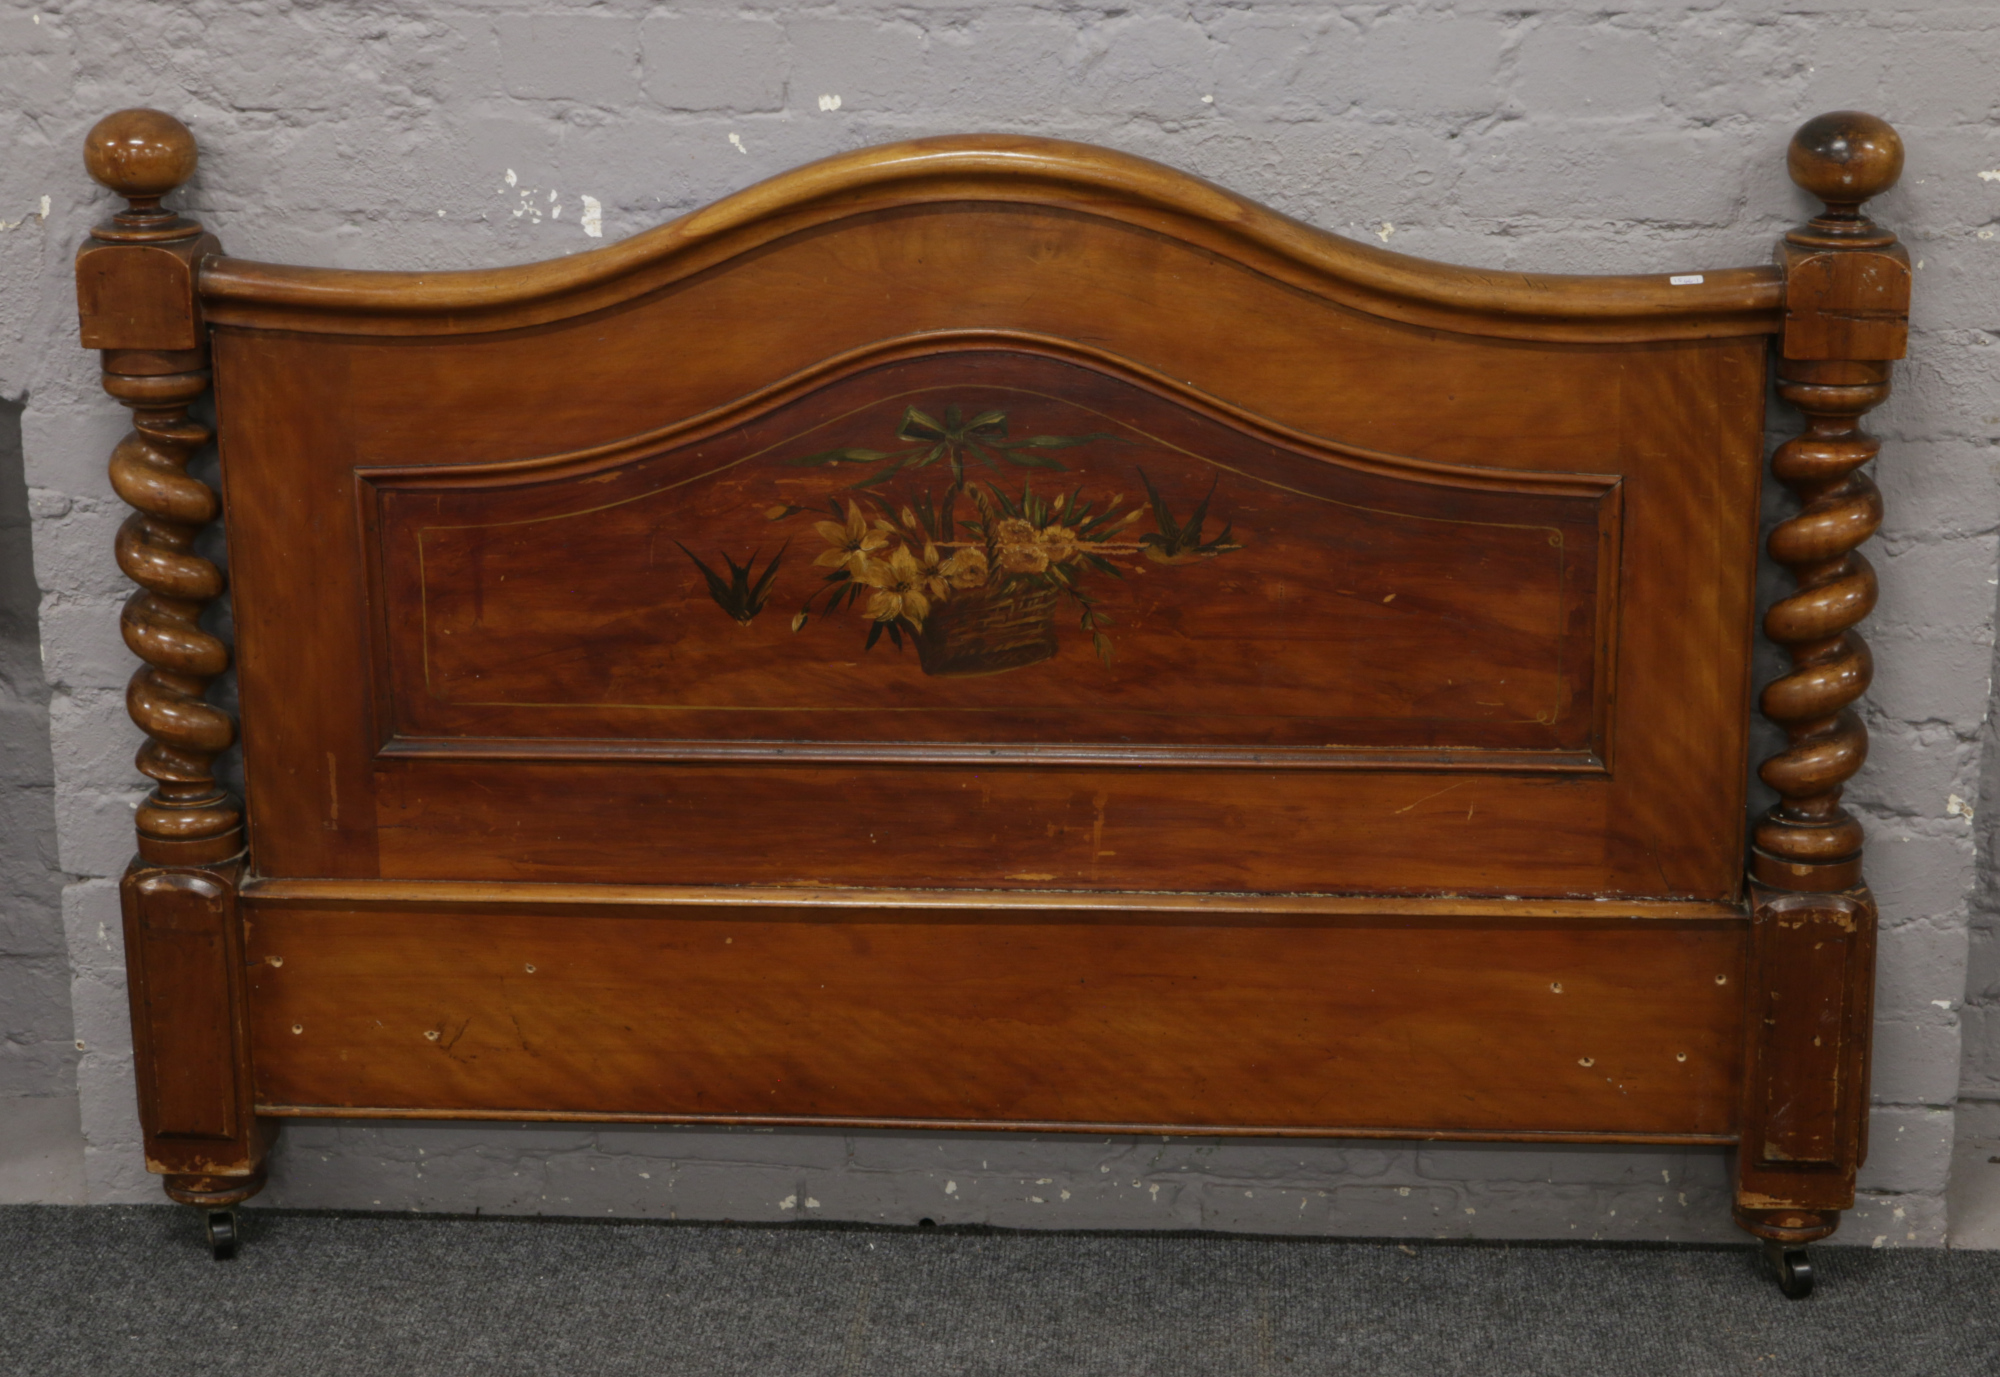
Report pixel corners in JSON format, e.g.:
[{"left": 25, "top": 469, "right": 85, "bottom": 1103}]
[
  {"left": 1733, "top": 112, "right": 1911, "bottom": 1262},
  {"left": 1751, "top": 113, "right": 1910, "bottom": 895},
  {"left": 78, "top": 110, "right": 240, "bottom": 865},
  {"left": 1754, "top": 358, "right": 1888, "bottom": 885}
]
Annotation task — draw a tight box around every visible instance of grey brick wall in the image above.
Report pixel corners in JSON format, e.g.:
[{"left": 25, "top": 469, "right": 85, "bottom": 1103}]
[
  {"left": 0, "top": 391, "right": 82, "bottom": 1205},
  {"left": 1963, "top": 597, "right": 2000, "bottom": 1155},
  {"left": 0, "top": 396, "right": 68, "bottom": 1104},
  {"left": 1, "top": 0, "right": 1994, "bottom": 1245}
]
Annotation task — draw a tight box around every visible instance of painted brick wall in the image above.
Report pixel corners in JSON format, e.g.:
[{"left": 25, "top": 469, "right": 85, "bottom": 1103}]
[
  {"left": 2, "top": 0, "right": 1995, "bottom": 1246},
  {"left": 0, "top": 391, "right": 80, "bottom": 1205},
  {"left": 0, "top": 395, "right": 68, "bottom": 1104}
]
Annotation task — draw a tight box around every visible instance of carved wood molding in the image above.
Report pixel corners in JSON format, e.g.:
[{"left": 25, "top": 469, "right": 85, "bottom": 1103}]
[
  {"left": 78, "top": 110, "right": 241, "bottom": 866},
  {"left": 1751, "top": 113, "right": 1910, "bottom": 895},
  {"left": 195, "top": 135, "right": 1784, "bottom": 343}
]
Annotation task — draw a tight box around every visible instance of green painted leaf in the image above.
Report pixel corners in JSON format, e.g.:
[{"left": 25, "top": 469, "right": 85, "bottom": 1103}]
[
  {"left": 1138, "top": 468, "right": 1179, "bottom": 547},
  {"left": 850, "top": 462, "right": 908, "bottom": 490},
  {"left": 1077, "top": 504, "right": 1129, "bottom": 536},
  {"left": 678, "top": 541, "right": 785, "bottom": 624},
  {"left": 785, "top": 446, "right": 896, "bottom": 467},
  {"left": 748, "top": 541, "right": 788, "bottom": 609},
  {"left": 676, "top": 543, "right": 732, "bottom": 604},
  {"left": 999, "top": 447, "right": 1070, "bottom": 471},
  {"left": 897, "top": 407, "right": 946, "bottom": 442},
  {"left": 1002, "top": 431, "right": 1115, "bottom": 450},
  {"left": 1182, "top": 474, "right": 1219, "bottom": 546}
]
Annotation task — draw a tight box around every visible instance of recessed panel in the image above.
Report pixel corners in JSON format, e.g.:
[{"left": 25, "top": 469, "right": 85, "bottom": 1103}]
[{"left": 367, "top": 347, "right": 1618, "bottom": 767}]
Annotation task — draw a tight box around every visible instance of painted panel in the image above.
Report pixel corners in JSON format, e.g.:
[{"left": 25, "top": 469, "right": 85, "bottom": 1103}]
[{"left": 367, "top": 347, "right": 1618, "bottom": 768}]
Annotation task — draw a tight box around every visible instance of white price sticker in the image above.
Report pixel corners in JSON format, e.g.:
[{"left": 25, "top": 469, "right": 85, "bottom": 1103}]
[{"left": 1668, "top": 274, "right": 1705, "bottom": 286}]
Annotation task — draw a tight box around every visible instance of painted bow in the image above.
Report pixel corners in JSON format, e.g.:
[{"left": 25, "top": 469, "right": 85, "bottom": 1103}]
[{"left": 786, "top": 402, "right": 1114, "bottom": 490}]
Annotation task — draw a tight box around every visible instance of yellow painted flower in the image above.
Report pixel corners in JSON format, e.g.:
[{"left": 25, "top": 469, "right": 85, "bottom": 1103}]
[
  {"left": 813, "top": 502, "right": 890, "bottom": 576},
  {"left": 940, "top": 546, "right": 988, "bottom": 589},
  {"left": 994, "top": 517, "right": 1048, "bottom": 574},
  {"left": 860, "top": 545, "right": 932, "bottom": 627},
  {"left": 913, "top": 543, "right": 954, "bottom": 600},
  {"left": 993, "top": 518, "right": 1079, "bottom": 575},
  {"left": 1037, "top": 524, "right": 1078, "bottom": 565}
]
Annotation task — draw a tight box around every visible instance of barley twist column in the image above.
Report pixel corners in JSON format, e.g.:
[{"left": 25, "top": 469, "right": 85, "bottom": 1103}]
[
  {"left": 1752, "top": 362, "right": 1889, "bottom": 887},
  {"left": 1735, "top": 111, "right": 1910, "bottom": 1279},
  {"left": 79, "top": 109, "right": 241, "bottom": 865},
  {"left": 1750, "top": 111, "right": 1909, "bottom": 893},
  {"left": 79, "top": 111, "right": 268, "bottom": 1226}
]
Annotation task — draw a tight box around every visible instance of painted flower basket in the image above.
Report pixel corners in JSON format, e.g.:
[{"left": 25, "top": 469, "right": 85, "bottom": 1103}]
[
  {"left": 679, "top": 400, "right": 1243, "bottom": 676},
  {"left": 915, "top": 578, "right": 1062, "bottom": 676}
]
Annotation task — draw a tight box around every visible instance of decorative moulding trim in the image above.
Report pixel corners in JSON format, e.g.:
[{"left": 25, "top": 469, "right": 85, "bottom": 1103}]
[
  {"left": 197, "top": 134, "right": 1785, "bottom": 343},
  {"left": 239, "top": 876, "right": 1749, "bottom": 923}
]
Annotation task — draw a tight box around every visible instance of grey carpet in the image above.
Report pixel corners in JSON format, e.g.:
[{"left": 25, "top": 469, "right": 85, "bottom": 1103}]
[{"left": 2, "top": 1206, "right": 1996, "bottom": 1376}]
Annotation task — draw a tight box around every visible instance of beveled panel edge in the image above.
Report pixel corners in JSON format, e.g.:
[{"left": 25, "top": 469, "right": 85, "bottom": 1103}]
[
  {"left": 198, "top": 135, "right": 1783, "bottom": 343},
  {"left": 240, "top": 877, "right": 1750, "bottom": 922},
  {"left": 248, "top": 1104, "right": 1740, "bottom": 1146}
]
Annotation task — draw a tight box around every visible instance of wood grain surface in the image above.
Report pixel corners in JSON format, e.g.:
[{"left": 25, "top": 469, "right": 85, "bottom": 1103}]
[
  {"left": 366, "top": 346, "right": 1617, "bottom": 765},
  {"left": 209, "top": 190, "right": 1768, "bottom": 895},
  {"left": 198, "top": 135, "right": 1783, "bottom": 342},
  {"left": 245, "top": 897, "right": 1746, "bottom": 1139}
]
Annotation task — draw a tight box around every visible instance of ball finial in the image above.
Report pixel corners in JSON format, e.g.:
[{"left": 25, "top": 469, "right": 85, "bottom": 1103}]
[
  {"left": 83, "top": 108, "right": 198, "bottom": 210},
  {"left": 1787, "top": 111, "right": 1902, "bottom": 217}
]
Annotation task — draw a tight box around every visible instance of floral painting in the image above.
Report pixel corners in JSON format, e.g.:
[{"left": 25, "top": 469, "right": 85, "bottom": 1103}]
[{"left": 680, "top": 401, "right": 1243, "bottom": 677}]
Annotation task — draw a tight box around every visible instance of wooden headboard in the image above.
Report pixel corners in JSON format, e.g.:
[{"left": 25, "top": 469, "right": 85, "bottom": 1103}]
[{"left": 78, "top": 108, "right": 1910, "bottom": 1290}]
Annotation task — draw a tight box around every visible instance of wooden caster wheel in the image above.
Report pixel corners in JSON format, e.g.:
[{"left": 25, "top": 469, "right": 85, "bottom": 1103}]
[
  {"left": 205, "top": 1208, "right": 239, "bottom": 1261},
  {"left": 1762, "top": 1238, "right": 1812, "bottom": 1299}
]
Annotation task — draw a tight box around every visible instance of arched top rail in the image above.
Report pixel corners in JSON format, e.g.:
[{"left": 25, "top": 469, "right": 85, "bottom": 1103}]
[{"left": 196, "top": 134, "right": 1783, "bottom": 343}]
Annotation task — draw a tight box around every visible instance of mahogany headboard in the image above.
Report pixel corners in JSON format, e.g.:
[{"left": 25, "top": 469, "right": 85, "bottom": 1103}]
[{"left": 77, "top": 107, "right": 1910, "bottom": 1291}]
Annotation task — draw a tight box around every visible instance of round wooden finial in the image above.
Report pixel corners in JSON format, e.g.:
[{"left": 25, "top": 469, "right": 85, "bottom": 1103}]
[
  {"left": 1787, "top": 111, "right": 1902, "bottom": 217},
  {"left": 84, "top": 108, "right": 197, "bottom": 212}
]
